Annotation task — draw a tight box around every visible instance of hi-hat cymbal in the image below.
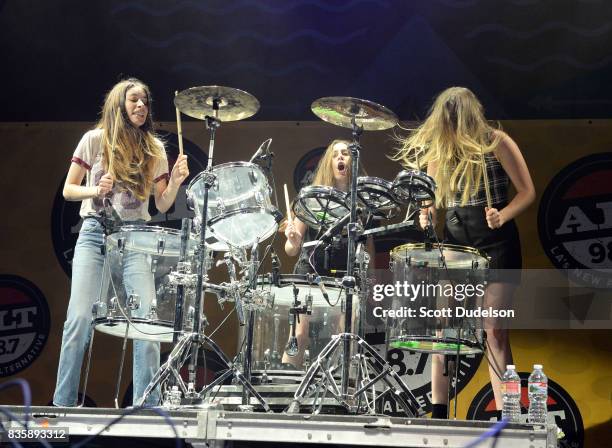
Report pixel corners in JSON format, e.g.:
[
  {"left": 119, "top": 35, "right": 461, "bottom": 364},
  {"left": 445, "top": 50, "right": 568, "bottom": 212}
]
[
  {"left": 174, "top": 86, "right": 260, "bottom": 121},
  {"left": 311, "top": 96, "right": 398, "bottom": 131}
]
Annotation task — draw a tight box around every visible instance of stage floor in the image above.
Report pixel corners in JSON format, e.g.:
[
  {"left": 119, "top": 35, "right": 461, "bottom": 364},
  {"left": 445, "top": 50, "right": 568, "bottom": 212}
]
[{"left": 0, "top": 405, "right": 559, "bottom": 447}]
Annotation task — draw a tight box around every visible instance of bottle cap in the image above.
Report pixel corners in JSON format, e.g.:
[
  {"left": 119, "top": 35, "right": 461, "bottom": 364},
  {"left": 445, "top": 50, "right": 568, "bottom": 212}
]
[
  {"left": 534, "top": 364, "right": 543, "bottom": 369},
  {"left": 507, "top": 364, "right": 515, "bottom": 369}
]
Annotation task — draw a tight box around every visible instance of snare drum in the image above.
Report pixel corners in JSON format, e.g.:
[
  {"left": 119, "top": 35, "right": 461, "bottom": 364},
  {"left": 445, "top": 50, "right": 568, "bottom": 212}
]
[
  {"left": 292, "top": 185, "right": 349, "bottom": 229},
  {"left": 92, "top": 225, "right": 201, "bottom": 342},
  {"left": 242, "top": 274, "right": 359, "bottom": 382},
  {"left": 392, "top": 170, "right": 436, "bottom": 208},
  {"left": 187, "top": 162, "right": 278, "bottom": 248},
  {"left": 387, "top": 243, "right": 489, "bottom": 354}
]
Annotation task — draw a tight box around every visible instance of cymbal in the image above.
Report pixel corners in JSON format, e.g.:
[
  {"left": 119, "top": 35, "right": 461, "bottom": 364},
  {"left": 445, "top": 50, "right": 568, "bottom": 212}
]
[
  {"left": 174, "top": 86, "right": 260, "bottom": 121},
  {"left": 311, "top": 96, "right": 398, "bottom": 131}
]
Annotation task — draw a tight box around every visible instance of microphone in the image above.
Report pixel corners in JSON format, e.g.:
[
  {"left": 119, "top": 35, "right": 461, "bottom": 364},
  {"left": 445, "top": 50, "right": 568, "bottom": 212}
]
[
  {"left": 314, "top": 276, "right": 329, "bottom": 302},
  {"left": 271, "top": 249, "right": 281, "bottom": 286},
  {"left": 249, "top": 138, "right": 273, "bottom": 163}
]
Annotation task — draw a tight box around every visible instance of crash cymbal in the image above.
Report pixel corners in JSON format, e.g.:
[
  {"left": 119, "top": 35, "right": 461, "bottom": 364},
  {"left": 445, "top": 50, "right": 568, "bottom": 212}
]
[
  {"left": 174, "top": 86, "right": 260, "bottom": 121},
  {"left": 311, "top": 96, "right": 398, "bottom": 131}
]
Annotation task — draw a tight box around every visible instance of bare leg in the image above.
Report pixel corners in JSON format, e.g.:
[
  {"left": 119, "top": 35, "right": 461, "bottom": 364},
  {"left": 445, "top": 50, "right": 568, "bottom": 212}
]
[
  {"left": 431, "top": 353, "right": 449, "bottom": 405},
  {"left": 483, "top": 282, "right": 515, "bottom": 410}
]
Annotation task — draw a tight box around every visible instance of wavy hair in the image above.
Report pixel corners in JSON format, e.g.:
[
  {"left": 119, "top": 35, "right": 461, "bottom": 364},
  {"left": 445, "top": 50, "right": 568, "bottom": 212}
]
[
  {"left": 311, "top": 139, "right": 352, "bottom": 187},
  {"left": 391, "top": 87, "right": 501, "bottom": 207},
  {"left": 96, "top": 78, "right": 165, "bottom": 201}
]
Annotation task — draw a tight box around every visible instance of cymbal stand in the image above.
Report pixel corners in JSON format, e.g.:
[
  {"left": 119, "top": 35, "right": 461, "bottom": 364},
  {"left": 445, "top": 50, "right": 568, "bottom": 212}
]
[
  {"left": 137, "top": 103, "right": 269, "bottom": 411},
  {"left": 288, "top": 115, "right": 423, "bottom": 417}
]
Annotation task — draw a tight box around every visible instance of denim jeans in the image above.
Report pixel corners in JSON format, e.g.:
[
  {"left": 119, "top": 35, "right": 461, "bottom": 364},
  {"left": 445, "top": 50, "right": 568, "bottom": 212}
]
[{"left": 53, "top": 218, "right": 160, "bottom": 406}]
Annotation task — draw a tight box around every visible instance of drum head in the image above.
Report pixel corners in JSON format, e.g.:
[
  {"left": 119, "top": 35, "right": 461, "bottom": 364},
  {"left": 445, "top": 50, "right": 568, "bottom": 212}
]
[
  {"left": 390, "top": 243, "right": 489, "bottom": 269},
  {"left": 392, "top": 170, "right": 436, "bottom": 208},
  {"left": 357, "top": 176, "right": 399, "bottom": 216},
  {"left": 293, "top": 185, "right": 349, "bottom": 229}
]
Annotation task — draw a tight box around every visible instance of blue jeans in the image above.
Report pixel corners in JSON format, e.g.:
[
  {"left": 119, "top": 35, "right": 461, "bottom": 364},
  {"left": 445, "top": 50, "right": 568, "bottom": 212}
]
[{"left": 53, "top": 218, "right": 160, "bottom": 406}]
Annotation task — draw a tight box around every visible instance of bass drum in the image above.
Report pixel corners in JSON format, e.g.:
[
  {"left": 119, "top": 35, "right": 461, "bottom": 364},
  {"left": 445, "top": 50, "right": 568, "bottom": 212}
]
[{"left": 240, "top": 274, "right": 360, "bottom": 383}]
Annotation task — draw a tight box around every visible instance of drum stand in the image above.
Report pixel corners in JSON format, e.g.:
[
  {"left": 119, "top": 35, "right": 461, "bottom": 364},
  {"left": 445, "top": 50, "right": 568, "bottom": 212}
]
[
  {"left": 288, "top": 117, "right": 423, "bottom": 417},
  {"left": 137, "top": 107, "right": 269, "bottom": 411}
]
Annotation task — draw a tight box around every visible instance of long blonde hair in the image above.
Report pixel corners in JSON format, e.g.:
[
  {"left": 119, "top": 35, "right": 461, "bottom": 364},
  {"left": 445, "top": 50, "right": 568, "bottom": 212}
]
[
  {"left": 391, "top": 87, "right": 501, "bottom": 207},
  {"left": 311, "top": 139, "right": 352, "bottom": 187},
  {"left": 97, "top": 78, "right": 165, "bottom": 201}
]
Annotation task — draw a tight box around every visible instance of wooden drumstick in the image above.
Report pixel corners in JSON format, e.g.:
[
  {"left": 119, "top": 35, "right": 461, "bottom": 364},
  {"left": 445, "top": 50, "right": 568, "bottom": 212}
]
[
  {"left": 283, "top": 183, "right": 292, "bottom": 221},
  {"left": 175, "top": 90, "right": 184, "bottom": 157},
  {"left": 479, "top": 148, "right": 492, "bottom": 209},
  {"left": 108, "top": 108, "right": 121, "bottom": 175}
]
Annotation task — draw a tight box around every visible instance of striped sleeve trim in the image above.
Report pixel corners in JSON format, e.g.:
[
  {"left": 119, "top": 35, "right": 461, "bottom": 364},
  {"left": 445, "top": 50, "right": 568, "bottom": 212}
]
[
  {"left": 154, "top": 173, "right": 170, "bottom": 183},
  {"left": 71, "top": 156, "right": 91, "bottom": 170}
]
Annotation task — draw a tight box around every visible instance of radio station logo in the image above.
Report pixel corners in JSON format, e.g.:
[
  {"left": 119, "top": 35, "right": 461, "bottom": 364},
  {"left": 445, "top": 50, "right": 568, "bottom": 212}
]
[
  {"left": 51, "top": 131, "right": 207, "bottom": 276},
  {"left": 0, "top": 275, "right": 50, "bottom": 377},
  {"left": 467, "top": 373, "right": 583, "bottom": 447},
  {"left": 293, "top": 146, "right": 325, "bottom": 192},
  {"left": 538, "top": 152, "right": 612, "bottom": 288}
]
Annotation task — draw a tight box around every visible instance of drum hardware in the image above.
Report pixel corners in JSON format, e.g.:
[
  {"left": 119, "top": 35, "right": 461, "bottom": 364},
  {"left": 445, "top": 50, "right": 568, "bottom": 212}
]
[
  {"left": 127, "top": 293, "right": 140, "bottom": 311},
  {"left": 289, "top": 97, "right": 422, "bottom": 417},
  {"left": 135, "top": 87, "right": 270, "bottom": 411}
]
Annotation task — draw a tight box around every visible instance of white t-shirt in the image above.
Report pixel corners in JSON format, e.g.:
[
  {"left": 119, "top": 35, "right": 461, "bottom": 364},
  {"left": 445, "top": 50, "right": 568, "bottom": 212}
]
[{"left": 71, "top": 129, "right": 169, "bottom": 221}]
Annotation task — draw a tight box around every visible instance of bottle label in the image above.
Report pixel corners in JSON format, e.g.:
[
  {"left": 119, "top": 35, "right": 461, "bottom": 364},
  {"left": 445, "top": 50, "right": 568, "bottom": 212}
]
[
  {"left": 502, "top": 382, "right": 520, "bottom": 394},
  {"left": 529, "top": 382, "right": 547, "bottom": 394}
]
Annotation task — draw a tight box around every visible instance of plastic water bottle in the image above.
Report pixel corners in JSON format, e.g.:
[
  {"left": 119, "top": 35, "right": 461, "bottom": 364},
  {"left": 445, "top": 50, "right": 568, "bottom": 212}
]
[
  {"left": 528, "top": 364, "right": 548, "bottom": 425},
  {"left": 501, "top": 364, "right": 521, "bottom": 422}
]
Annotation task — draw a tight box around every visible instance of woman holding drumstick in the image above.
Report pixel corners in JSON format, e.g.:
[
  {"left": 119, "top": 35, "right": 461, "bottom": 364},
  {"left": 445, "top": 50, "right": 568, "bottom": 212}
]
[
  {"left": 53, "top": 78, "right": 189, "bottom": 407},
  {"left": 393, "top": 86, "right": 535, "bottom": 418}
]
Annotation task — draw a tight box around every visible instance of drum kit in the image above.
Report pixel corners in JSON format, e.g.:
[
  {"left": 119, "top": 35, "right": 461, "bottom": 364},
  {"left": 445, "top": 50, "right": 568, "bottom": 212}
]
[{"left": 82, "top": 85, "right": 491, "bottom": 418}]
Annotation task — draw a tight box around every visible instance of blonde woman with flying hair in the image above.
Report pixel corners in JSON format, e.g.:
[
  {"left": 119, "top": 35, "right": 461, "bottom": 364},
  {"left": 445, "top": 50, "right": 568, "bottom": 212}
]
[
  {"left": 393, "top": 87, "right": 535, "bottom": 419},
  {"left": 54, "top": 78, "right": 189, "bottom": 407}
]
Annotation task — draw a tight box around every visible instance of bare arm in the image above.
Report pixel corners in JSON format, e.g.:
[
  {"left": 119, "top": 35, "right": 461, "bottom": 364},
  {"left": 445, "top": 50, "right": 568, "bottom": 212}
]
[
  {"left": 63, "top": 162, "right": 112, "bottom": 201},
  {"left": 284, "top": 217, "right": 308, "bottom": 257},
  {"left": 487, "top": 131, "right": 535, "bottom": 228},
  {"left": 154, "top": 155, "right": 189, "bottom": 213}
]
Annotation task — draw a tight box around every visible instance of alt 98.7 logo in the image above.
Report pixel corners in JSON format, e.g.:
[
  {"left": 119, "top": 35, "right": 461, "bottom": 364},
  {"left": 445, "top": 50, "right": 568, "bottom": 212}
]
[
  {"left": 0, "top": 275, "right": 50, "bottom": 377},
  {"left": 538, "top": 153, "right": 612, "bottom": 287}
]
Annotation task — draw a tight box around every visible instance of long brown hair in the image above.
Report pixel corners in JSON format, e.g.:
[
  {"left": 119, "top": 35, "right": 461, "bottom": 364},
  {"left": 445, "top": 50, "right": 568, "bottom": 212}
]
[
  {"left": 311, "top": 139, "right": 352, "bottom": 187},
  {"left": 97, "top": 78, "right": 165, "bottom": 201},
  {"left": 391, "top": 87, "right": 501, "bottom": 207}
]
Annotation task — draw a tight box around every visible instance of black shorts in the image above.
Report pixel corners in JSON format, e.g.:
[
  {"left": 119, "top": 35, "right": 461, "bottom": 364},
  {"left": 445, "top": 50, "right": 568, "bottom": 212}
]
[{"left": 445, "top": 205, "right": 522, "bottom": 283}]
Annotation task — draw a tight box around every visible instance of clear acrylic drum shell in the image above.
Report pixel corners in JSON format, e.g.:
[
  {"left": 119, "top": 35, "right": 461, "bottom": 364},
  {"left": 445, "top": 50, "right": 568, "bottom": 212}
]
[
  {"left": 241, "top": 275, "right": 360, "bottom": 380},
  {"left": 187, "top": 162, "right": 278, "bottom": 249},
  {"left": 93, "top": 226, "right": 198, "bottom": 342},
  {"left": 292, "top": 185, "right": 349, "bottom": 229},
  {"left": 386, "top": 243, "right": 489, "bottom": 354}
]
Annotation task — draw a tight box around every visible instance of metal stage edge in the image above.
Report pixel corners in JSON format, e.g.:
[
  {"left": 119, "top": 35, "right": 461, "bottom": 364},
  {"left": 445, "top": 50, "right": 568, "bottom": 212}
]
[{"left": 1, "top": 405, "right": 559, "bottom": 447}]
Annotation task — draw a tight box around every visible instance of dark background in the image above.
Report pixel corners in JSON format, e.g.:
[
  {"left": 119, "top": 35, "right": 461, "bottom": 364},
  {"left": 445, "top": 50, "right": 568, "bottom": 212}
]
[{"left": 1, "top": 0, "right": 611, "bottom": 122}]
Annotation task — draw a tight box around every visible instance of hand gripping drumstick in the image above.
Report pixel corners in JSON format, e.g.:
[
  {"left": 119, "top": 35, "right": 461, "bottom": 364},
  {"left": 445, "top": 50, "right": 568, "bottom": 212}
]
[
  {"left": 175, "top": 91, "right": 184, "bottom": 156},
  {"left": 108, "top": 109, "right": 121, "bottom": 175},
  {"left": 283, "top": 183, "right": 292, "bottom": 221}
]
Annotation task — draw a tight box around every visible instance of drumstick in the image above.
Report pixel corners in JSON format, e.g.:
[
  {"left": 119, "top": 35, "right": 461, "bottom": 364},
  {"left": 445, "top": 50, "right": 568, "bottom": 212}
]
[
  {"left": 175, "top": 90, "right": 184, "bottom": 157},
  {"left": 108, "top": 108, "right": 121, "bottom": 175},
  {"left": 283, "top": 183, "right": 292, "bottom": 221},
  {"left": 479, "top": 148, "right": 492, "bottom": 209}
]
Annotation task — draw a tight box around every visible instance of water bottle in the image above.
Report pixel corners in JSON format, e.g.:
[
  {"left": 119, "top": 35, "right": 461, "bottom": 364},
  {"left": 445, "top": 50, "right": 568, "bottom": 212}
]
[
  {"left": 501, "top": 364, "right": 521, "bottom": 422},
  {"left": 528, "top": 364, "right": 548, "bottom": 425}
]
